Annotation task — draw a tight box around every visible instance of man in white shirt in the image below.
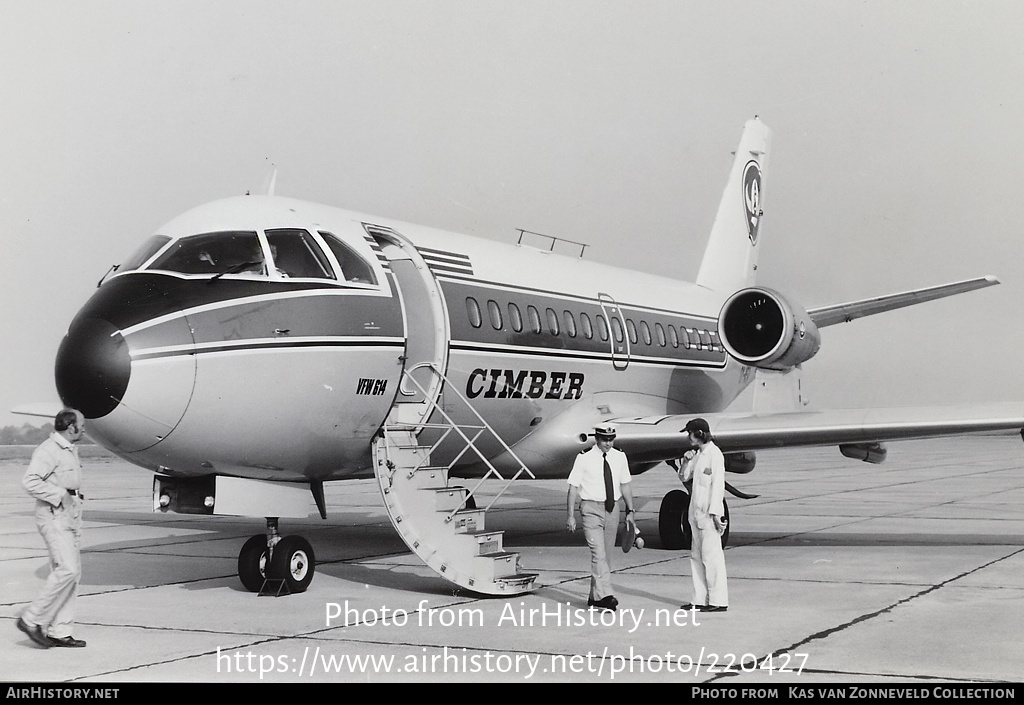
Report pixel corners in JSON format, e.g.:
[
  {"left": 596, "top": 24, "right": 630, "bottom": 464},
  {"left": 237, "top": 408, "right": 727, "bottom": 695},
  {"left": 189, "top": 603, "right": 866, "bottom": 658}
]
[
  {"left": 17, "top": 409, "right": 88, "bottom": 648},
  {"left": 566, "top": 425, "right": 636, "bottom": 611},
  {"left": 675, "top": 417, "right": 728, "bottom": 612}
]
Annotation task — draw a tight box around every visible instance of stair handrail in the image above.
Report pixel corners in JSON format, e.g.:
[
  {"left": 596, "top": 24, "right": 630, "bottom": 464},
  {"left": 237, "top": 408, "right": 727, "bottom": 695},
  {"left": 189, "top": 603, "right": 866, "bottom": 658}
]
[{"left": 393, "top": 362, "right": 536, "bottom": 517}]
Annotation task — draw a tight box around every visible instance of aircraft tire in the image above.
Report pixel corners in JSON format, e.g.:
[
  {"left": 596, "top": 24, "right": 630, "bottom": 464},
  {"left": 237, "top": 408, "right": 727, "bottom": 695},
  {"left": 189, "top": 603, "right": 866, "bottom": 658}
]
[
  {"left": 238, "top": 534, "right": 269, "bottom": 592},
  {"left": 658, "top": 489, "right": 692, "bottom": 550},
  {"left": 267, "top": 535, "right": 316, "bottom": 593}
]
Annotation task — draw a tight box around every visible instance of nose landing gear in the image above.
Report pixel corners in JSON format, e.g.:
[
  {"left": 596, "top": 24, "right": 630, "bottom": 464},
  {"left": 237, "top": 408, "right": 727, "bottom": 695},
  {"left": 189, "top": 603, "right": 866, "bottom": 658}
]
[{"left": 237, "top": 518, "right": 316, "bottom": 594}]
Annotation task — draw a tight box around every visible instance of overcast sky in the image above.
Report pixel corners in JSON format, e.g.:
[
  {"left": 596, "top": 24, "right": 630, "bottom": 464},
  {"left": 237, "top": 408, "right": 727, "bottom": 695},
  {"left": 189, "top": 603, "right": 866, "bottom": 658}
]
[{"left": 3, "top": 1, "right": 1023, "bottom": 428}]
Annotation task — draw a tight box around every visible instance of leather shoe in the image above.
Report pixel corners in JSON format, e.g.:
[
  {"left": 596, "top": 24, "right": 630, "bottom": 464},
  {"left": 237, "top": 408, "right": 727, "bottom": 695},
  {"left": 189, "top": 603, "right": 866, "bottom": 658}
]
[
  {"left": 48, "top": 635, "right": 87, "bottom": 648},
  {"left": 16, "top": 618, "right": 51, "bottom": 648},
  {"left": 588, "top": 596, "right": 618, "bottom": 611},
  {"left": 679, "top": 603, "right": 705, "bottom": 611},
  {"left": 698, "top": 605, "right": 728, "bottom": 612}
]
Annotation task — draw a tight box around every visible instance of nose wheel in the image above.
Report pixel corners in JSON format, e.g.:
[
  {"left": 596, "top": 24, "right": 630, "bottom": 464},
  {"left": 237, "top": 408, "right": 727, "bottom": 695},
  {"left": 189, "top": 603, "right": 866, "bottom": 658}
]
[
  {"left": 237, "top": 519, "right": 316, "bottom": 594},
  {"left": 238, "top": 535, "right": 270, "bottom": 592},
  {"left": 268, "top": 535, "right": 315, "bottom": 593}
]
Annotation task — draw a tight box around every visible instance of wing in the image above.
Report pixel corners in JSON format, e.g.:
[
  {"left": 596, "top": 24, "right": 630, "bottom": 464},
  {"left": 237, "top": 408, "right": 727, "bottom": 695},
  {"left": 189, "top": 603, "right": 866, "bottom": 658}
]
[{"left": 609, "top": 402, "right": 1024, "bottom": 465}]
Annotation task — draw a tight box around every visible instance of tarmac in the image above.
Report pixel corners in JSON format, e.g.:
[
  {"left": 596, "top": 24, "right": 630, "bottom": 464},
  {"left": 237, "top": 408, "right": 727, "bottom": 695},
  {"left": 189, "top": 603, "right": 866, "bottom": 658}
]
[{"left": 2, "top": 435, "right": 1023, "bottom": 684}]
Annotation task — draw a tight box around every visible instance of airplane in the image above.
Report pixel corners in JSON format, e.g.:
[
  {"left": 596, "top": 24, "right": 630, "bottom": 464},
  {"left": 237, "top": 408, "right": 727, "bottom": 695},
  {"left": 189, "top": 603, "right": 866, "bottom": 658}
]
[{"left": 38, "top": 117, "right": 1024, "bottom": 596}]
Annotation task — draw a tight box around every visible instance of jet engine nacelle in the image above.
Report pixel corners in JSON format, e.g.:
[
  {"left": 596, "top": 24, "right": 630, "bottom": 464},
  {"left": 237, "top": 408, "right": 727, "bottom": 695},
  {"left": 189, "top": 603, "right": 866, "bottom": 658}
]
[
  {"left": 839, "top": 442, "right": 888, "bottom": 464},
  {"left": 719, "top": 287, "right": 821, "bottom": 370},
  {"left": 724, "top": 451, "right": 756, "bottom": 474}
]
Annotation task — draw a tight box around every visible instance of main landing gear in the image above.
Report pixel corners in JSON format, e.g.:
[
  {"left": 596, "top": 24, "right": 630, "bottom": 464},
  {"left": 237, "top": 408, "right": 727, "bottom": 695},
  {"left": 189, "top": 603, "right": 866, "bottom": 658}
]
[
  {"left": 658, "top": 490, "right": 731, "bottom": 549},
  {"left": 238, "top": 518, "right": 316, "bottom": 594}
]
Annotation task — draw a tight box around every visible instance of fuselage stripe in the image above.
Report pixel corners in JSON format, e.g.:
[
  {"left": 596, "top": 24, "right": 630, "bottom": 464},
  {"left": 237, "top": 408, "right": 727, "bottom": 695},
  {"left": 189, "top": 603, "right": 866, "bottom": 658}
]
[
  {"left": 118, "top": 286, "right": 389, "bottom": 337},
  {"left": 132, "top": 338, "right": 405, "bottom": 361},
  {"left": 425, "top": 262, "right": 475, "bottom": 276},
  {"left": 449, "top": 341, "right": 727, "bottom": 369}
]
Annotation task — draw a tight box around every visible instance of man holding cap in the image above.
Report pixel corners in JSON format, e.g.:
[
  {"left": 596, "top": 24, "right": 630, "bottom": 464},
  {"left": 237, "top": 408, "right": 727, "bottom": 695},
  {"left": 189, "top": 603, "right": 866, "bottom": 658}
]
[
  {"left": 674, "top": 417, "right": 729, "bottom": 612},
  {"left": 566, "top": 424, "right": 635, "bottom": 611}
]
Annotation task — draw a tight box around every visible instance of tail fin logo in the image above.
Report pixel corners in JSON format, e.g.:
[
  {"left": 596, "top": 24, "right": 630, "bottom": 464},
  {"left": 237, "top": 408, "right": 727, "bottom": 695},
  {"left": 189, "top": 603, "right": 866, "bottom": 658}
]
[{"left": 743, "top": 161, "right": 762, "bottom": 245}]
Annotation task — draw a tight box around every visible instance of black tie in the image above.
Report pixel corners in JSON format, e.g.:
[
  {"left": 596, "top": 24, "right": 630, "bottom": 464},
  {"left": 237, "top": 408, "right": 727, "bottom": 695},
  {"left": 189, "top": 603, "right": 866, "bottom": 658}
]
[{"left": 603, "top": 453, "right": 615, "bottom": 513}]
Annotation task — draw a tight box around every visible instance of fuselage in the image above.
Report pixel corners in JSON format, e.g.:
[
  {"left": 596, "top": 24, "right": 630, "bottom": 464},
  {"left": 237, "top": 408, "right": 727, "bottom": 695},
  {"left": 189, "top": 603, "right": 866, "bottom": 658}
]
[{"left": 56, "top": 195, "right": 752, "bottom": 482}]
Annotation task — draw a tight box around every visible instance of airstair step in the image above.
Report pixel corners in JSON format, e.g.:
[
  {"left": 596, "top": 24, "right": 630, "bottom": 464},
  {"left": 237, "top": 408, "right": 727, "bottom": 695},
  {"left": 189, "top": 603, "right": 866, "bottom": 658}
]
[
  {"left": 478, "top": 551, "right": 522, "bottom": 579},
  {"left": 495, "top": 573, "right": 540, "bottom": 592},
  {"left": 404, "top": 467, "right": 450, "bottom": 488},
  {"left": 449, "top": 508, "right": 485, "bottom": 533},
  {"left": 462, "top": 530, "right": 504, "bottom": 555},
  {"left": 428, "top": 486, "right": 471, "bottom": 512}
]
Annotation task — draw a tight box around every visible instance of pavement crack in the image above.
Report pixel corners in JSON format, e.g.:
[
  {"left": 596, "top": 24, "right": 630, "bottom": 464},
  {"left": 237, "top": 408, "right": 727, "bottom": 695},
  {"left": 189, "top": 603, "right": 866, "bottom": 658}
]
[{"left": 705, "top": 545, "right": 1024, "bottom": 682}]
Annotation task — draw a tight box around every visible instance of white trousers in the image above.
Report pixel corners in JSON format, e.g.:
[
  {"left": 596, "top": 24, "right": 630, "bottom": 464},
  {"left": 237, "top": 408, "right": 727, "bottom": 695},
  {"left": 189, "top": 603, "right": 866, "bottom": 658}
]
[
  {"left": 689, "top": 514, "right": 728, "bottom": 607},
  {"left": 22, "top": 498, "right": 82, "bottom": 638}
]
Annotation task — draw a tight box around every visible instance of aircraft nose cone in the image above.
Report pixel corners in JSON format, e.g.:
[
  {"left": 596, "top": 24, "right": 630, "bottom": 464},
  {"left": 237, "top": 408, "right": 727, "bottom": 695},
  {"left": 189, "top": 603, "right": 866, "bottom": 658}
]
[{"left": 55, "top": 317, "right": 131, "bottom": 419}]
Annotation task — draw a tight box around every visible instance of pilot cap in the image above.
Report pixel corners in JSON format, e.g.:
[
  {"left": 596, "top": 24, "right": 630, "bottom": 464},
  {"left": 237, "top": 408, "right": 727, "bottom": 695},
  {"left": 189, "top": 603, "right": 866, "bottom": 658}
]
[
  {"left": 593, "top": 424, "right": 617, "bottom": 439},
  {"left": 683, "top": 418, "right": 710, "bottom": 435}
]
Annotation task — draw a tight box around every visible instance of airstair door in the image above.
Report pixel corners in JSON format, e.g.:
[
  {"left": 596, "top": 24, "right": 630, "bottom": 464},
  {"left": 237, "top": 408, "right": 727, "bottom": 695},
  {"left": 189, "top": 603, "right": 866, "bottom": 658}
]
[{"left": 365, "top": 224, "right": 449, "bottom": 422}]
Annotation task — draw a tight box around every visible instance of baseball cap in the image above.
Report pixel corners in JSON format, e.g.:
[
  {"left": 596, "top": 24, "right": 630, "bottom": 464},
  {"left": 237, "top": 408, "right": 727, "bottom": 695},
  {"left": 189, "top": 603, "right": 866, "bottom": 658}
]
[{"left": 683, "top": 418, "right": 710, "bottom": 435}]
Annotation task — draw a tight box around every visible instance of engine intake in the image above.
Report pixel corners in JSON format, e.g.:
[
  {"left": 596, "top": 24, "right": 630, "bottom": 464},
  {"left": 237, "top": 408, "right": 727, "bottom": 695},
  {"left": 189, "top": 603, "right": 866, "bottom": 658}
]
[{"left": 719, "top": 287, "right": 821, "bottom": 370}]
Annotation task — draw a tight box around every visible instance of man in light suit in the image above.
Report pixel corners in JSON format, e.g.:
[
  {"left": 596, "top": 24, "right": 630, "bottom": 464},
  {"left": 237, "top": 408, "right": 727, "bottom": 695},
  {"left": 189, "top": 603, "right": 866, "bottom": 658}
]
[
  {"left": 675, "top": 417, "right": 728, "bottom": 612},
  {"left": 17, "top": 409, "right": 88, "bottom": 648}
]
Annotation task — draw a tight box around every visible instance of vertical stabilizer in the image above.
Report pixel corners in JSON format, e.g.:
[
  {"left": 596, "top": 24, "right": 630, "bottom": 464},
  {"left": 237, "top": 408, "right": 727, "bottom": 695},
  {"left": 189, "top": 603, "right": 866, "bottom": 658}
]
[{"left": 696, "top": 118, "right": 772, "bottom": 293}]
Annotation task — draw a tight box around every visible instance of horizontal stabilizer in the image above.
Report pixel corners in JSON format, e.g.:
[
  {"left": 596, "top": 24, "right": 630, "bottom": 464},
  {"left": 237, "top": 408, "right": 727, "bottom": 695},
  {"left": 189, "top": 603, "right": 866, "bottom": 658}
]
[
  {"left": 808, "top": 276, "right": 998, "bottom": 328},
  {"left": 609, "top": 401, "right": 1024, "bottom": 465}
]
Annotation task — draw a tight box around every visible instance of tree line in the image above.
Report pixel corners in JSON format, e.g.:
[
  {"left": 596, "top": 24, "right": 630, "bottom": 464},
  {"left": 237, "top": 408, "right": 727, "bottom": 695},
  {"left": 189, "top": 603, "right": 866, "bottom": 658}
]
[{"left": 1, "top": 424, "right": 54, "bottom": 445}]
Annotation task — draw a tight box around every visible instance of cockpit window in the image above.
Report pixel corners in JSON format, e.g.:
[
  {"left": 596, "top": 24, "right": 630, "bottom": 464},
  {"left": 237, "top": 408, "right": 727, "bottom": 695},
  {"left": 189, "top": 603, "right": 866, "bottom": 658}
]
[
  {"left": 121, "top": 235, "right": 171, "bottom": 271},
  {"left": 149, "top": 231, "right": 264, "bottom": 276},
  {"left": 318, "top": 231, "right": 378, "bottom": 285},
  {"left": 266, "top": 229, "right": 334, "bottom": 280}
]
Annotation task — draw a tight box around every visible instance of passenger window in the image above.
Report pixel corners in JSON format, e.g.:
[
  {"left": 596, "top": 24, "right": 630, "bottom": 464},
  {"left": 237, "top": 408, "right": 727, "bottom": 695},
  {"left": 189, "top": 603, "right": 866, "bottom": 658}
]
[
  {"left": 626, "top": 319, "right": 638, "bottom": 345},
  {"left": 546, "top": 308, "right": 560, "bottom": 335},
  {"left": 150, "top": 231, "right": 264, "bottom": 276},
  {"left": 640, "top": 321, "right": 652, "bottom": 346},
  {"left": 611, "top": 317, "right": 624, "bottom": 344},
  {"left": 527, "top": 305, "right": 542, "bottom": 334},
  {"left": 488, "top": 300, "right": 503, "bottom": 330},
  {"left": 319, "top": 231, "right": 378, "bottom": 285},
  {"left": 508, "top": 303, "right": 523, "bottom": 332},
  {"left": 668, "top": 325, "right": 679, "bottom": 348},
  {"left": 709, "top": 331, "right": 722, "bottom": 351},
  {"left": 655, "top": 322, "right": 666, "bottom": 347},
  {"left": 699, "top": 330, "right": 712, "bottom": 349},
  {"left": 563, "top": 310, "right": 577, "bottom": 337},
  {"left": 466, "top": 298, "right": 482, "bottom": 328},
  {"left": 595, "top": 314, "right": 609, "bottom": 342},
  {"left": 580, "top": 312, "right": 593, "bottom": 339},
  {"left": 688, "top": 328, "right": 701, "bottom": 348},
  {"left": 267, "top": 229, "right": 334, "bottom": 279}
]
